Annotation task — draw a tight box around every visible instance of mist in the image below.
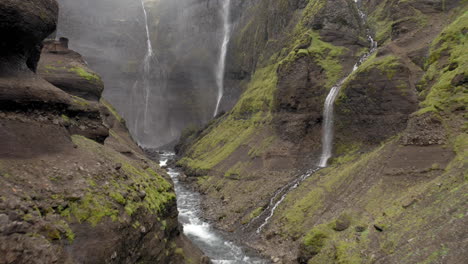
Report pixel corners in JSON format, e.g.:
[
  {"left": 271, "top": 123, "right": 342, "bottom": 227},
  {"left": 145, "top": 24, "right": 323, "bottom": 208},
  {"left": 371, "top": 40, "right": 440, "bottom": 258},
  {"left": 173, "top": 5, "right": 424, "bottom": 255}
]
[{"left": 57, "top": 0, "right": 226, "bottom": 148}]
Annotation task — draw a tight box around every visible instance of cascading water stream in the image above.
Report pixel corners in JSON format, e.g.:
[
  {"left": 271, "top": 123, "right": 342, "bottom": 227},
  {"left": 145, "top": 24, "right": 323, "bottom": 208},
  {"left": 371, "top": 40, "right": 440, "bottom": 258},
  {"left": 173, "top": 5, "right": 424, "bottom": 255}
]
[
  {"left": 318, "top": 0, "right": 377, "bottom": 167},
  {"left": 252, "top": 0, "right": 377, "bottom": 234},
  {"left": 213, "top": 0, "right": 232, "bottom": 117},
  {"left": 158, "top": 153, "right": 268, "bottom": 264}
]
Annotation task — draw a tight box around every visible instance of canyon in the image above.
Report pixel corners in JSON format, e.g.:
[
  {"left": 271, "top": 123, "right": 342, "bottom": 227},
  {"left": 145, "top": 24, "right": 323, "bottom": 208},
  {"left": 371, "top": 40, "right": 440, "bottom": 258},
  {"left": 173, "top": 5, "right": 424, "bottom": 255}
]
[{"left": 0, "top": 0, "right": 467, "bottom": 264}]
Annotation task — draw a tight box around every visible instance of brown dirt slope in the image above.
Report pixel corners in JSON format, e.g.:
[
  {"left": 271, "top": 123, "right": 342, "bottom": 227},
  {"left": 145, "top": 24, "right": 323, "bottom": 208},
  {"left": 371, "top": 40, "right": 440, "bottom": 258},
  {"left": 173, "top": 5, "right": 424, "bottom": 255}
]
[{"left": 177, "top": 0, "right": 467, "bottom": 263}]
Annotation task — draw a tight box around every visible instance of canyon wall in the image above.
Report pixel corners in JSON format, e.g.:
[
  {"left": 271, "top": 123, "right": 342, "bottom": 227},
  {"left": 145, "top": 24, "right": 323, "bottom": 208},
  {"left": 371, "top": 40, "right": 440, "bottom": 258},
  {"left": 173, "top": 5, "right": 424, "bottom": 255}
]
[
  {"left": 177, "top": 0, "right": 468, "bottom": 263},
  {"left": 56, "top": 0, "right": 227, "bottom": 148},
  {"left": 0, "top": 1, "right": 207, "bottom": 263}
]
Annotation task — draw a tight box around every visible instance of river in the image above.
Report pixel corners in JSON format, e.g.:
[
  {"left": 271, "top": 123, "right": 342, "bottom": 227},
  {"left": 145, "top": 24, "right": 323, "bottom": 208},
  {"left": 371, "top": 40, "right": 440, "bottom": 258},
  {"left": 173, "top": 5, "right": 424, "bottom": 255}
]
[{"left": 158, "top": 152, "right": 269, "bottom": 264}]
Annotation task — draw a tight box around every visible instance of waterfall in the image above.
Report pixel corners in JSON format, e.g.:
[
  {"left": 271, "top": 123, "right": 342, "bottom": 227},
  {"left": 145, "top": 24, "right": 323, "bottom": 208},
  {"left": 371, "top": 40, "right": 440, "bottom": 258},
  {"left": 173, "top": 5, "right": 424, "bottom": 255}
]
[
  {"left": 252, "top": 0, "right": 378, "bottom": 234},
  {"left": 318, "top": 1, "right": 377, "bottom": 168},
  {"left": 140, "top": 0, "right": 154, "bottom": 133},
  {"left": 213, "top": 0, "right": 232, "bottom": 117}
]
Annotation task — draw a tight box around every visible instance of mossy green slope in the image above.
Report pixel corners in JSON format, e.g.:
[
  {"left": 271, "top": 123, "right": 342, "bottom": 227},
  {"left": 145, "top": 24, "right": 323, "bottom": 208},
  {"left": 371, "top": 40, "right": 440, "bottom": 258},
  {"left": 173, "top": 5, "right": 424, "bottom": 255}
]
[
  {"left": 269, "top": 7, "right": 468, "bottom": 263},
  {"left": 179, "top": 0, "right": 352, "bottom": 175}
]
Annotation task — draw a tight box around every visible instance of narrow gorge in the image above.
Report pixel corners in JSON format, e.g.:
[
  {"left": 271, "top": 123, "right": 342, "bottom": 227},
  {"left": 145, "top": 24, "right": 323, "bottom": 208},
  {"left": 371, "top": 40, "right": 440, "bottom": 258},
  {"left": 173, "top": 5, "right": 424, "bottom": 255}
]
[{"left": 1, "top": 0, "right": 467, "bottom": 264}]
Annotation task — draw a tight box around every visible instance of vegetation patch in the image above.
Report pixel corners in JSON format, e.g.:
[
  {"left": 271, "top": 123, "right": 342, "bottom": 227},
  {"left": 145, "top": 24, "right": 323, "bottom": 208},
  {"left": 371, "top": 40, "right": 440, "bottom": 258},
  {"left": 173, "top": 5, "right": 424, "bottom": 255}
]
[
  {"left": 69, "top": 66, "right": 101, "bottom": 82},
  {"left": 417, "top": 11, "right": 468, "bottom": 115},
  {"left": 101, "top": 98, "right": 124, "bottom": 123},
  {"left": 61, "top": 135, "right": 176, "bottom": 226}
]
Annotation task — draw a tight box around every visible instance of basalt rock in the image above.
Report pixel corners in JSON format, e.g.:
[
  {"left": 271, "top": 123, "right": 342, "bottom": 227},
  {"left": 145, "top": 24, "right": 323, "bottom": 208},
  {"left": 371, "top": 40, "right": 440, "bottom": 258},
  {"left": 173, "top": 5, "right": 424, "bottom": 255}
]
[
  {"left": 38, "top": 39, "right": 105, "bottom": 101},
  {"left": 335, "top": 55, "right": 418, "bottom": 145},
  {"left": 0, "top": 0, "right": 58, "bottom": 73},
  {"left": 273, "top": 55, "right": 324, "bottom": 145},
  {"left": 0, "top": 1, "right": 207, "bottom": 263}
]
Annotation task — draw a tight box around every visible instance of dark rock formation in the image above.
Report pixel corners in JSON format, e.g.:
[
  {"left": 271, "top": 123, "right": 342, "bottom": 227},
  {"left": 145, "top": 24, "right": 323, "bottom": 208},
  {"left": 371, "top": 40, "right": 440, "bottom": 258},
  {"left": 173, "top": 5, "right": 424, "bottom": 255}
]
[
  {"left": 335, "top": 55, "right": 418, "bottom": 145},
  {"left": 273, "top": 55, "right": 324, "bottom": 145},
  {"left": 0, "top": 0, "right": 58, "bottom": 73},
  {"left": 38, "top": 39, "right": 104, "bottom": 101},
  {"left": 0, "top": 1, "right": 208, "bottom": 263}
]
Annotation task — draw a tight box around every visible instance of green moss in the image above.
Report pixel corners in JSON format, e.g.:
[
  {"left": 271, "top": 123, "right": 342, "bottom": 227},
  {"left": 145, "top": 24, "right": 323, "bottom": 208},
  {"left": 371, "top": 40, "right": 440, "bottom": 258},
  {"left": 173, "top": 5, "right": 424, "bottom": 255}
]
[
  {"left": 110, "top": 191, "right": 126, "bottom": 205},
  {"left": 69, "top": 66, "right": 100, "bottom": 82},
  {"left": 279, "top": 30, "right": 345, "bottom": 88},
  {"left": 174, "top": 248, "right": 184, "bottom": 255},
  {"left": 362, "top": 54, "right": 401, "bottom": 80},
  {"left": 368, "top": 0, "right": 428, "bottom": 44},
  {"left": 61, "top": 193, "right": 119, "bottom": 226},
  {"left": 61, "top": 114, "right": 70, "bottom": 123},
  {"left": 132, "top": 221, "right": 141, "bottom": 229},
  {"left": 417, "top": 11, "right": 468, "bottom": 115},
  {"left": 307, "top": 32, "right": 345, "bottom": 87},
  {"left": 303, "top": 228, "right": 328, "bottom": 255},
  {"left": 232, "top": 64, "right": 278, "bottom": 115},
  {"left": 58, "top": 220, "right": 76, "bottom": 243},
  {"left": 248, "top": 136, "right": 276, "bottom": 157},
  {"left": 282, "top": 187, "right": 325, "bottom": 234},
  {"left": 66, "top": 135, "right": 176, "bottom": 226},
  {"left": 71, "top": 96, "right": 90, "bottom": 107},
  {"left": 180, "top": 62, "right": 278, "bottom": 172},
  {"left": 224, "top": 161, "right": 249, "bottom": 178},
  {"left": 241, "top": 206, "right": 264, "bottom": 224},
  {"left": 178, "top": 0, "right": 348, "bottom": 176},
  {"left": 101, "top": 99, "right": 124, "bottom": 123},
  {"left": 160, "top": 220, "right": 167, "bottom": 231},
  {"left": 22, "top": 214, "right": 33, "bottom": 221},
  {"left": 299, "top": 0, "right": 326, "bottom": 28}
]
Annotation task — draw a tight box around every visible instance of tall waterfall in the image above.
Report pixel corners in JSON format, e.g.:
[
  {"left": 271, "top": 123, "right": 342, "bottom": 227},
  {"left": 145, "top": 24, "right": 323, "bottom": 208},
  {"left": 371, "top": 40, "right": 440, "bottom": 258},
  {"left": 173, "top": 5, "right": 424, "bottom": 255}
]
[
  {"left": 213, "top": 0, "right": 231, "bottom": 117},
  {"left": 252, "top": 0, "right": 378, "bottom": 234},
  {"left": 318, "top": 1, "right": 377, "bottom": 168},
  {"left": 140, "top": 0, "right": 154, "bottom": 133}
]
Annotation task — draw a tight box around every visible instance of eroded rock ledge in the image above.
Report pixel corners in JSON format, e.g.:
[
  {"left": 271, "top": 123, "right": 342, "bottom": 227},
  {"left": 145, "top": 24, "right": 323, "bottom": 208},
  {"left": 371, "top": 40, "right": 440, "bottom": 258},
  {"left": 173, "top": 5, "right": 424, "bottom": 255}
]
[{"left": 0, "top": 0, "right": 208, "bottom": 263}]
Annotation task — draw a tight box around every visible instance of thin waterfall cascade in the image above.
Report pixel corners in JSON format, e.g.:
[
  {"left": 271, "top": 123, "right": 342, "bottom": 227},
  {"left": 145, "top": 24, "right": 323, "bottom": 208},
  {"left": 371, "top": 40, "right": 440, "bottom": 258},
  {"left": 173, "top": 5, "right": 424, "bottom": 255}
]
[
  {"left": 318, "top": 1, "right": 377, "bottom": 168},
  {"left": 252, "top": 0, "right": 377, "bottom": 234},
  {"left": 132, "top": 0, "right": 167, "bottom": 147},
  {"left": 252, "top": 168, "right": 321, "bottom": 234},
  {"left": 213, "top": 0, "right": 232, "bottom": 117},
  {"left": 140, "top": 0, "right": 154, "bottom": 134}
]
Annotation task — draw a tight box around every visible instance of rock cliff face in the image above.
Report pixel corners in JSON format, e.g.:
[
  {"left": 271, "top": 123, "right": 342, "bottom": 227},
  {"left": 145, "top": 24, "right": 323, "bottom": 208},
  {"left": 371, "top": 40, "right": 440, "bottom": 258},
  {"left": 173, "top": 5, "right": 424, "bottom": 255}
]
[
  {"left": 0, "top": 1, "right": 207, "bottom": 263},
  {"left": 178, "top": 0, "right": 467, "bottom": 263},
  {"left": 56, "top": 0, "right": 227, "bottom": 147}
]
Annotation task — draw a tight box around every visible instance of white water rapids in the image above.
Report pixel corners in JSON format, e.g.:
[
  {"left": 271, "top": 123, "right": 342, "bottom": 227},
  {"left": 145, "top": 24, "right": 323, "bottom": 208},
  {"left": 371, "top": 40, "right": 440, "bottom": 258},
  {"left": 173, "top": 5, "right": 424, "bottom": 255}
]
[
  {"left": 159, "top": 153, "right": 268, "bottom": 264},
  {"left": 213, "top": 0, "right": 232, "bottom": 117}
]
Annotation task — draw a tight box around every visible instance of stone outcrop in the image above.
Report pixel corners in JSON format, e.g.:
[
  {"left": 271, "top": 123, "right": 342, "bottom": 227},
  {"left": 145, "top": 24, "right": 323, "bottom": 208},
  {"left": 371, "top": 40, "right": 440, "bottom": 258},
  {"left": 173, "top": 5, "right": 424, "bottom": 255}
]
[
  {"left": 0, "top": 1, "right": 208, "bottom": 263},
  {"left": 38, "top": 38, "right": 104, "bottom": 101},
  {"left": 0, "top": 0, "right": 58, "bottom": 73}
]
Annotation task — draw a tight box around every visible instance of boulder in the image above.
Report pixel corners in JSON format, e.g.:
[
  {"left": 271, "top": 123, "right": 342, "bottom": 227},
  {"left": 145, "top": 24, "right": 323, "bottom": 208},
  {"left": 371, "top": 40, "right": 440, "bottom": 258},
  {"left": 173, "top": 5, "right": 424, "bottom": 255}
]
[
  {"left": 0, "top": 0, "right": 58, "bottom": 73},
  {"left": 0, "top": 0, "right": 73, "bottom": 107}
]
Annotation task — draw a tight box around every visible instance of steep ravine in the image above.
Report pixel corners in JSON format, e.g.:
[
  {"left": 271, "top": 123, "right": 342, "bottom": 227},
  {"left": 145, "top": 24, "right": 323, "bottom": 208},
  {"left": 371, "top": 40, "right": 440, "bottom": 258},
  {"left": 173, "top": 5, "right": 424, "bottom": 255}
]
[
  {"left": 0, "top": 1, "right": 207, "bottom": 263},
  {"left": 177, "top": 0, "right": 467, "bottom": 263},
  {"left": 156, "top": 152, "right": 268, "bottom": 264}
]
